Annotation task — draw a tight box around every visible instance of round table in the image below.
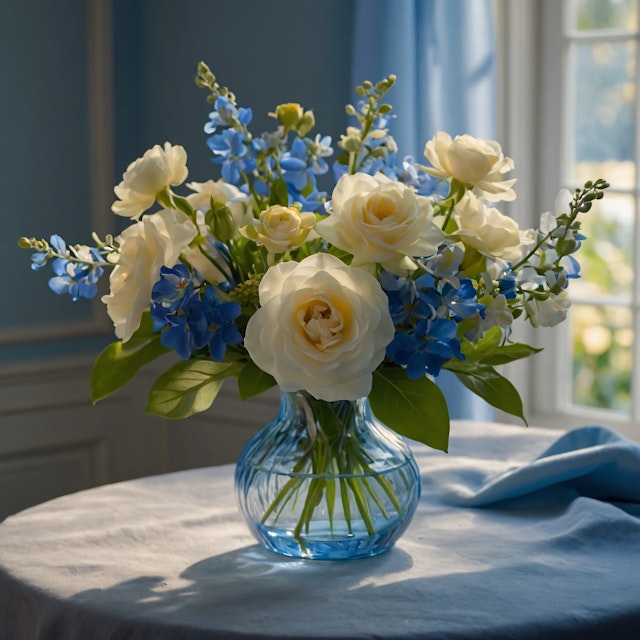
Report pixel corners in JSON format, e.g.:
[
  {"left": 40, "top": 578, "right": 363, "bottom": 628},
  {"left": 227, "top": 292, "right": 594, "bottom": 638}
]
[{"left": 1, "top": 420, "right": 639, "bottom": 639}]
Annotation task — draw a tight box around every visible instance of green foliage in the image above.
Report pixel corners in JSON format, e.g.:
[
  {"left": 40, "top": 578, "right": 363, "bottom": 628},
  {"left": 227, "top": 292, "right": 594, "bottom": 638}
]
[
  {"left": 269, "top": 177, "right": 290, "bottom": 207},
  {"left": 90, "top": 313, "right": 170, "bottom": 403},
  {"left": 237, "top": 359, "right": 277, "bottom": 401},
  {"left": 147, "top": 359, "right": 243, "bottom": 419},
  {"left": 370, "top": 367, "right": 450, "bottom": 452},
  {"left": 442, "top": 327, "right": 534, "bottom": 424},
  {"left": 447, "top": 362, "right": 527, "bottom": 425},
  {"left": 458, "top": 326, "right": 542, "bottom": 366}
]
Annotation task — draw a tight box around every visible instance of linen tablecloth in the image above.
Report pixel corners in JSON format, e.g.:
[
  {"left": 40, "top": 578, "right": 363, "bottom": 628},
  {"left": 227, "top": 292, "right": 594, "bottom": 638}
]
[{"left": 0, "top": 420, "right": 639, "bottom": 639}]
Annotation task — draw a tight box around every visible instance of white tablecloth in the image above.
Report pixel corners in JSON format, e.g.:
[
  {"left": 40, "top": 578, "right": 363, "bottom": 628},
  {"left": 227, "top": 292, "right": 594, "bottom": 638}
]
[{"left": 1, "top": 420, "right": 639, "bottom": 639}]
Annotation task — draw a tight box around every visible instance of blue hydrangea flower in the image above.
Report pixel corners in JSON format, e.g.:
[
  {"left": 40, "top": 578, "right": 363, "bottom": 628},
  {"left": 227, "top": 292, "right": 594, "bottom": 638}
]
[
  {"left": 387, "top": 317, "right": 464, "bottom": 379},
  {"left": 415, "top": 274, "right": 485, "bottom": 322},
  {"left": 380, "top": 271, "right": 433, "bottom": 325},
  {"left": 199, "top": 287, "right": 242, "bottom": 361},
  {"left": 151, "top": 269, "right": 242, "bottom": 361},
  {"left": 151, "top": 265, "right": 193, "bottom": 318}
]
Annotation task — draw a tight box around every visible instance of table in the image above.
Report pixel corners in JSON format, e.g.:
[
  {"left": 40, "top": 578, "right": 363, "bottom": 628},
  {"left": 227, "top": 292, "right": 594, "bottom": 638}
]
[{"left": 1, "top": 420, "right": 639, "bottom": 639}]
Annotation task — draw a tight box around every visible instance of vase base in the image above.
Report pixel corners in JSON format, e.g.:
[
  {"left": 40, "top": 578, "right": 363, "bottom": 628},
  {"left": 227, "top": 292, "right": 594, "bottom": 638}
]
[{"left": 252, "top": 519, "right": 409, "bottom": 560}]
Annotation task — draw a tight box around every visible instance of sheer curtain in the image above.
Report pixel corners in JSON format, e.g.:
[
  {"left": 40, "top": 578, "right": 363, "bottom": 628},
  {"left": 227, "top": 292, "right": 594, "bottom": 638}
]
[{"left": 351, "top": 0, "right": 497, "bottom": 420}]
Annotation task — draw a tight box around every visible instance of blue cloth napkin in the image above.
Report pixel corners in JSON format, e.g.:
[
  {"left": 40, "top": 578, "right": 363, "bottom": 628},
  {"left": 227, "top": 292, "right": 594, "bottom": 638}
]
[{"left": 442, "top": 425, "right": 640, "bottom": 508}]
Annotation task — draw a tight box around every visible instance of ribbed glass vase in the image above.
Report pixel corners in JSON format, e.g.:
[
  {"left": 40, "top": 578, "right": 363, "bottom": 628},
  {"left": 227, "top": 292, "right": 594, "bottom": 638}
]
[{"left": 234, "top": 390, "right": 421, "bottom": 560}]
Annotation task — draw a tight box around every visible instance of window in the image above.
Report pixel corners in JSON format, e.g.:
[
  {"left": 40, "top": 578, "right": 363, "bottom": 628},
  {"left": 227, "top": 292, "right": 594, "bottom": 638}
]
[{"left": 496, "top": 0, "right": 639, "bottom": 440}]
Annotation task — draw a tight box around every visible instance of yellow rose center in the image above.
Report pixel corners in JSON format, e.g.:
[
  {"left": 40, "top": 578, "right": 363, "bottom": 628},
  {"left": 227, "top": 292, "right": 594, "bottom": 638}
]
[
  {"left": 299, "top": 300, "right": 344, "bottom": 350},
  {"left": 365, "top": 194, "right": 397, "bottom": 223}
]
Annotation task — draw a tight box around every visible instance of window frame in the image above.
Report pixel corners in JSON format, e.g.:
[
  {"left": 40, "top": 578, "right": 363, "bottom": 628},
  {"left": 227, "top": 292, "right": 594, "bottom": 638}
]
[{"left": 495, "top": 0, "right": 639, "bottom": 440}]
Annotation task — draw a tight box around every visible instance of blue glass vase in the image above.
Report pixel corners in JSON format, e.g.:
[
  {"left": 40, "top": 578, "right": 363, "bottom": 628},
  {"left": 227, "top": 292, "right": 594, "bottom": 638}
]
[{"left": 234, "top": 390, "right": 421, "bottom": 560}]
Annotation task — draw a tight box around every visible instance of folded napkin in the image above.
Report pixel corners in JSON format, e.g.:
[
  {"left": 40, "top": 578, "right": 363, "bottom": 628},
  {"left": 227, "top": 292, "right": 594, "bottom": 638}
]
[{"left": 440, "top": 425, "right": 640, "bottom": 508}]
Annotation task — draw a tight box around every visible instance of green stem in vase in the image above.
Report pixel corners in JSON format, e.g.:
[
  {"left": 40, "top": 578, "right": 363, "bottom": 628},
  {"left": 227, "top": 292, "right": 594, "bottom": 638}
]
[{"left": 257, "top": 394, "right": 409, "bottom": 550}]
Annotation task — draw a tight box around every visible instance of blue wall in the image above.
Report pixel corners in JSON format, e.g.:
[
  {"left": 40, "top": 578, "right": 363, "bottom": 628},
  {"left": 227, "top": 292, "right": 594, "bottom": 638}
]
[
  {"left": 2, "top": 0, "right": 355, "bottom": 362},
  {"left": 2, "top": 1, "right": 94, "bottom": 336},
  {"left": 113, "top": 0, "right": 355, "bottom": 190}
]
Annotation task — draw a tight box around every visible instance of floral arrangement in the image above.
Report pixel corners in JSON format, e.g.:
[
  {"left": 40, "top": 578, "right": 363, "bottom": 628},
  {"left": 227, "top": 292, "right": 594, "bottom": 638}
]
[{"left": 20, "top": 62, "right": 608, "bottom": 453}]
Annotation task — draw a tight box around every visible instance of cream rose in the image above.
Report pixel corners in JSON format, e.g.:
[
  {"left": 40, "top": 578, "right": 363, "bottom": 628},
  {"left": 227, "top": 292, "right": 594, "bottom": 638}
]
[
  {"left": 240, "top": 205, "right": 316, "bottom": 256},
  {"left": 452, "top": 192, "right": 525, "bottom": 261},
  {"left": 244, "top": 253, "right": 395, "bottom": 401},
  {"left": 186, "top": 179, "right": 252, "bottom": 231},
  {"left": 526, "top": 290, "right": 571, "bottom": 328},
  {"left": 181, "top": 211, "right": 230, "bottom": 285},
  {"left": 316, "top": 172, "right": 444, "bottom": 275},
  {"left": 102, "top": 209, "right": 197, "bottom": 341},
  {"left": 112, "top": 143, "right": 188, "bottom": 219},
  {"left": 423, "top": 132, "right": 516, "bottom": 202}
]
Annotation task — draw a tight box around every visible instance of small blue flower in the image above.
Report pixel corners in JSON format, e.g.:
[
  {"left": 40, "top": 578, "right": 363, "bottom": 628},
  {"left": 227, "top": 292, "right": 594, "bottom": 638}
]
[
  {"left": 151, "top": 274, "right": 242, "bottom": 361},
  {"left": 199, "top": 287, "right": 242, "bottom": 361},
  {"left": 380, "top": 271, "right": 418, "bottom": 325},
  {"left": 47, "top": 249, "right": 105, "bottom": 301},
  {"left": 387, "top": 317, "right": 464, "bottom": 379},
  {"left": 204, "top": 96, "right": 252, "bottom": 133},
  {"left": 151, "top": 265, "right": 193, "bottom": 315},
  {"left": 415, "top": 274, "right": 485, "bottom": 322},
  {"left": 396, "top": 156, "right": 446, "bottom": 196},
  {"left": 207, "top": 129, "right": 256, "bottom": 184},
  {"left": 498, "top": 274, "right": 518, "bottom": 299}
]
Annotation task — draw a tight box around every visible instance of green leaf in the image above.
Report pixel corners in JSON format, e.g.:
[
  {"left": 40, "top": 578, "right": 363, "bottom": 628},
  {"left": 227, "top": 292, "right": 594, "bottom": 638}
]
[
  {"left": 146, "top": 359, "right": 243, "bottom": 419},
  {"left": 481, "top": 343, "right": 543, "bottom": 366},
  {"left": 456, "top": 328, "right": 543, "bottom": 367},
  {"left": 370, "top": 368, "right": 450, "bottom": 452},
  {"left": 458, "top": 325, "right": 502, "bottom": 363},
  {"left": 90, "top": 313, "right": 171, "bottom": 403},
  {"left": 453, "top": 365, "right": 528, "bottom": 425},
  {"left": 237, "top": 359, "right": 277, "bottom": 401},
  {"left": 269, "top": 177, "right": 289, "bottom": 207}
]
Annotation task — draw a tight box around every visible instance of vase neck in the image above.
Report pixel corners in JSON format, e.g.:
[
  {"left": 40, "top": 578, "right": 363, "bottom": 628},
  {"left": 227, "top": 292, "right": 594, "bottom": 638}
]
[{"left": 279, "top": 390, "right": 370, "bottom": 440}]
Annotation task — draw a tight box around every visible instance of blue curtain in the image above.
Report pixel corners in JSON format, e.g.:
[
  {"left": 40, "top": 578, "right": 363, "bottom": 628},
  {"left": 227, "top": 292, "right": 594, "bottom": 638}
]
[{"left": 351, "top": 0, "right": 497, "bottom": 420}]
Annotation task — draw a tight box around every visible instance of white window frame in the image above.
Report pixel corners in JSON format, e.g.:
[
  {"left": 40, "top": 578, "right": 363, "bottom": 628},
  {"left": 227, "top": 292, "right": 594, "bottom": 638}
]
[{"left": 495, "top": 0, "right": 638, "bottom": 440}]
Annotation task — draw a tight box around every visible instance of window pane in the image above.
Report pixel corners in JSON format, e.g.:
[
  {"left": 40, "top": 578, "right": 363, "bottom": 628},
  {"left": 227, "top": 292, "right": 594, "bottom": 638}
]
[
  {"left": 570, "top": 193, "right": 635, "bottom": 300},
  {"left": 571, "top": 303, "right": 632, "bottom": 413},
  {"left": 570, "top": 40, "right": 636, "bottom": 188},
  {"left": 572, "top": 0, "right": 637, "bottom": 30}
]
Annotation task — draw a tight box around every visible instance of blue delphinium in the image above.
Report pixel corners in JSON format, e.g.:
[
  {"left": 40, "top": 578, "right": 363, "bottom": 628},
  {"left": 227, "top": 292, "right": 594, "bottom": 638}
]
[
  {"left": 151, "top": 265, "right": 242, "bottom": 361},
  {"left": 207, "top": 128, "right": 257, "bottom": 184},
  {"left": 498, "top": 273, "right": 518, "bottom": 299},
  {"left": 381, "top": 270, "right": 484, "bottom": 379},
  {"left": 417, "top": 274, "right": 486, "bottom": 322},
  {"left": 199, "top": 286, "right": 243, "bottom": 361},
  {"left": 31, "top": 234, "right": 105, "bottom": 301},
  {"left": 204, "top": 95, "right": 253, "bottom": 132},
  {"left": 387, "top": 317, "right": 463, "bottom": 379},
  {"left": 203, "top": 86, "right": 333, "bottom": 213}
]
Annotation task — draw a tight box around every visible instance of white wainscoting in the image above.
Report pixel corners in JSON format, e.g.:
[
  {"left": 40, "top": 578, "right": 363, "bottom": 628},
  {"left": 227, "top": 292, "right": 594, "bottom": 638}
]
[{"left": 0, "top": 356, "right": 279, "bottom": 521}]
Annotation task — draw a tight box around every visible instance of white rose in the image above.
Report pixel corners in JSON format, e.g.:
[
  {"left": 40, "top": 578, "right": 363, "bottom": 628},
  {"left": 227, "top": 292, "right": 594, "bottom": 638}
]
[
  {"left": 317, "top": 172, "right": 445, "bottom": 275},
  {"left": 424, "top": 132, "right": 516, "bottom": 202},
  {"left": 244, "top": 253, "right": 395, "bottom": 401},
  {"left": 186, "top": 179, "right": 253, "bottom": 230},
  {"left": 527, "top": 290, "right": 571, "bottom": 328},
  {"left": 112, "top": 143, "right": 188, "bottom": 219},
  {"left": 240, "top": 205, "right": 316, "bottom": 256},
  {"left": 453, "top": 192, "right": 525, "bottom": 261},
  {"left": 102, "top": 209, "right": 197, "bottom": 341},
  {"left": 181, "top": 211, "right": 230, "bottom": 285}
]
